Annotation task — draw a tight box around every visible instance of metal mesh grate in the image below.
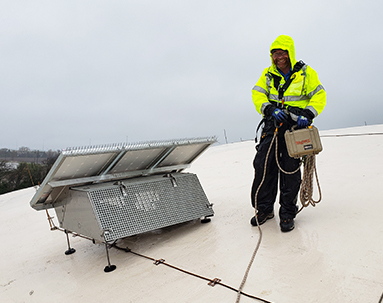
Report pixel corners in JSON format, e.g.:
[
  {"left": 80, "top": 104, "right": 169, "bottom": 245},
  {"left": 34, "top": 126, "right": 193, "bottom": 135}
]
[{"left": 87, "top": 174, "right": 213, "bottom": 241}]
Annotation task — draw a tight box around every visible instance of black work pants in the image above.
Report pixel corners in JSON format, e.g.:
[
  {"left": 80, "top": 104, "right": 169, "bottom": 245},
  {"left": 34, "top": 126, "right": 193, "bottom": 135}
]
[{"left": 251, "top": 119, "right": 301, "bottom": 219}]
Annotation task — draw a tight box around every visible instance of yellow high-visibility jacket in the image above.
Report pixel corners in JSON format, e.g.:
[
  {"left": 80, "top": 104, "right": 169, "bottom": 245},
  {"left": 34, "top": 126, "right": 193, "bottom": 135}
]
[{"left": 252, "top": 35, "right": 326, "bottom": 120}]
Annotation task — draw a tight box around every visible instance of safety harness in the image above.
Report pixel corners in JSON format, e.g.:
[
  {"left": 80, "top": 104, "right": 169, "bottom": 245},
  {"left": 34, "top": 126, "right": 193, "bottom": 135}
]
[
  {"left": 271, "top": 60, "right": 305, "bottom": 103},
  {"left": 255, "top": 60, "right": 306, "bottom": 143}
]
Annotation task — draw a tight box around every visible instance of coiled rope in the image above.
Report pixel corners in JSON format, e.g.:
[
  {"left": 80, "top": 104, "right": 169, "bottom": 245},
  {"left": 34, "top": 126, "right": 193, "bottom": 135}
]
[
  {"left": 274, "top": 131, "right": 322, "bottom": 213},
  {"left": 297, "top": 154, "right": 321, "bottom": 212},
  {"left": 236, "top": 126, "right": 322, "bottom": 302}
]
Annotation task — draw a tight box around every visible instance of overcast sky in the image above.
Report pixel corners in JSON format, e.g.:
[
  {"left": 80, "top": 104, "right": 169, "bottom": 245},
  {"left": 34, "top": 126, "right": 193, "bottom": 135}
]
[{"left": 1, "top": 0, "right": 382, "bottom": 150}]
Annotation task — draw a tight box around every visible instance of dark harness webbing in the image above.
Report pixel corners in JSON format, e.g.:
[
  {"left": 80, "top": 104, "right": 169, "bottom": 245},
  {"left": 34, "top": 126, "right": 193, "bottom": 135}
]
[
  {"left": 271, "top": 60, "right": 305, "bottom": 103},
  {"left": 254, "top": 60, "right": 306, "bottom": 143}
]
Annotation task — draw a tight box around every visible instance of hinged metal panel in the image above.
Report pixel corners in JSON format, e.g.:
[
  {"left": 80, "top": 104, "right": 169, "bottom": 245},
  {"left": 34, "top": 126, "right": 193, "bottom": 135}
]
[{"left": 30, "top": 137, "right": 216, "bottom": 210}]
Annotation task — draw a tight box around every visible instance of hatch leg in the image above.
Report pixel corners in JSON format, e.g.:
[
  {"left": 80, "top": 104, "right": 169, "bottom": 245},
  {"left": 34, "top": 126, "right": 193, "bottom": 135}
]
[
  {"left": 64, "top": 229, "right": 76, "bottom": 255},
  {"left": 103, "top": 230, "right": 116, "bottom": 273}
]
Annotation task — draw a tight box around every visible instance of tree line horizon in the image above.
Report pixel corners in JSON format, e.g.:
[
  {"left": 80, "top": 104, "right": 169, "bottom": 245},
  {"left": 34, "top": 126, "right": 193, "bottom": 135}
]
[{"left": 0, "top": 147, "right": 60, "bottom": 195}]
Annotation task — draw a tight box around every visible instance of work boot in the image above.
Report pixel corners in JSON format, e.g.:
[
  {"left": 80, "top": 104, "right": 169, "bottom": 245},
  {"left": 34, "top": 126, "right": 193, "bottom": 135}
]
[
  {"left": 250, "top": 211, "right": 274, "bottom": 226},
  {"left": 280, "top": 218, "right": 294, "bottom": 232}
]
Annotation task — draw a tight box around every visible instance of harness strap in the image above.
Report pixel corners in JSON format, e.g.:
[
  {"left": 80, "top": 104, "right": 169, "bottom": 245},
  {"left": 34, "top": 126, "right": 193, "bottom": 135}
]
[
  {"left": 270, "top": 60, "right": 306, "bottom": 103},
  {"left": 256, "top": 61, "right": 306, "bottom": 143}
]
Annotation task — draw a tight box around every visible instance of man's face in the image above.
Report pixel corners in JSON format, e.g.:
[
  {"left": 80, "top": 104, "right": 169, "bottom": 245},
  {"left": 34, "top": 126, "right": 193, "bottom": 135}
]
[{"left": 272, "top": 50, "right": 290, "bottom": 71}]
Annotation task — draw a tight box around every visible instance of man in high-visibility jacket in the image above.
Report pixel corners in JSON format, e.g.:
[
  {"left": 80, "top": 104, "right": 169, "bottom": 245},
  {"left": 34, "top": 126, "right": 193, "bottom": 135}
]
[{"left": 251, "top": 35, "right": 326, "bottom": 232}]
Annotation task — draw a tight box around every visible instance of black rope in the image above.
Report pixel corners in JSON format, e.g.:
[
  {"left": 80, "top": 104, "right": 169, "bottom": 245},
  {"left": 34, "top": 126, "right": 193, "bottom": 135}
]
[{"left": 112, "top": 244, "right": 273, "bottom": 303}]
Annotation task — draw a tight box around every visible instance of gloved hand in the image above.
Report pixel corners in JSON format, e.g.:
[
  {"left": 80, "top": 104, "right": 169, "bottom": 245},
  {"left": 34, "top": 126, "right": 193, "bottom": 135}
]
[
  {"left": 297, "top": 115, "right": 309, "bottom": 128},
  {"left": 272, "top": 108, "right": 287, "bottom": 123}
]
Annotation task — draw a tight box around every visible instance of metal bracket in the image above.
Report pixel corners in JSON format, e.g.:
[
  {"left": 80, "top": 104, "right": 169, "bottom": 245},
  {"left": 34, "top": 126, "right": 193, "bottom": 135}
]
[
  {"left": 164, "top": 173, "right": 177, "bottom": 187},
  {"left": 154, "top": 259, "right": 165, "bottom": 265},
  {"left": 114, "top": 181, "right": 128, "bottom": 197},
  {"left": 208, "top": 278, "right": 221, "bottom": 287}
]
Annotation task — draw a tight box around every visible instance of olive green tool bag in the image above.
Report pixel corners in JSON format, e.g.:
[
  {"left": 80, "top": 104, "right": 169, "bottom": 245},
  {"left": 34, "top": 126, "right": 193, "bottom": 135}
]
[{"left": 284, "top": 125, "right": 323, "bottom": 158}]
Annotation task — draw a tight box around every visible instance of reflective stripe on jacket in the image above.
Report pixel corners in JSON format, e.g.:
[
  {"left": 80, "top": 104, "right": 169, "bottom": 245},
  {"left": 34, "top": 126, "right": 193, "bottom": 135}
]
[{"left": 252, "top": 35, "right": 326, "bottom": 118}]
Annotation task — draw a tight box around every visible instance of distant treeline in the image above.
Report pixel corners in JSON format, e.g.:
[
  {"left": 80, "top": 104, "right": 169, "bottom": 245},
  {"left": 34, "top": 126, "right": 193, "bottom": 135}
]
[
  {"left": 0, "top": 148, "right": 60, "bottom": 195},
  {"left": 0, "top": 147, "right": 60, "bottom": 164}
]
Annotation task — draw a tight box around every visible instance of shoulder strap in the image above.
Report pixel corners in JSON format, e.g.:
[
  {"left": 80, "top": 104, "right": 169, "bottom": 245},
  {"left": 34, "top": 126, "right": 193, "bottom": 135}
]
[
  {"left": 270, "top": 74, "right": 282, "bottom": 92},
  {"left": 276, "top": 60, "right": 306, "bottom": 100},
  {"left": 292, "top": 60, "right": 305, "bottom": 73}
]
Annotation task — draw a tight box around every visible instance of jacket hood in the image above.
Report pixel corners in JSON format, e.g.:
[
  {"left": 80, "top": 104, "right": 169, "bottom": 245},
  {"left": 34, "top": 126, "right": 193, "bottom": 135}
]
[{"left": 270, "top": 35, "right": 296, "bottom": 69}]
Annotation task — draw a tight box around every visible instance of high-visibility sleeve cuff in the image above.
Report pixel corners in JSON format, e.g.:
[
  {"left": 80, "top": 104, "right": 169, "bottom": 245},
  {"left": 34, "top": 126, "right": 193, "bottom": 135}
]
[
  {"left": 302, "top": 108, "right": 315, "bottom": 120},
  {"left": 264, "top": 104, "right": 276, "bottom": 116}
]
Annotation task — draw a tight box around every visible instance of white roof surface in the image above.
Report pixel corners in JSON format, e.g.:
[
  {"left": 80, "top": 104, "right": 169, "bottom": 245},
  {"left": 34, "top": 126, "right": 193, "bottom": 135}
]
[{"left": 1, "top": 125, "right": 383, "bottom": 303}]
